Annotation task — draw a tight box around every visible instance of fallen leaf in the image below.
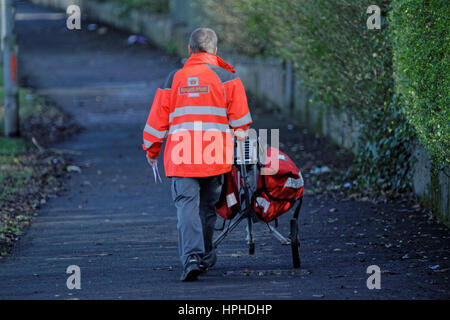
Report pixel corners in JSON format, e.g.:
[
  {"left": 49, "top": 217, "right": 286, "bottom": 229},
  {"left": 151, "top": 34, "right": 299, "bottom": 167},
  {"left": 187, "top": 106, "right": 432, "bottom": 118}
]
[{"left": 66, "top": 165, "right": 81, "bottom": 173}]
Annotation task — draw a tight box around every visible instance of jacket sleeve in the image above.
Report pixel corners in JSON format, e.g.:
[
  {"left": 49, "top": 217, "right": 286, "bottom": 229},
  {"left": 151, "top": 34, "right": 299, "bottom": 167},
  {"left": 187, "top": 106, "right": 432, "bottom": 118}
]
[
  {"left": 142, "top": 87, "right": 171, "bottom": 159},
  {"left": 224, "top": 77, "right": 252, "bottom": 131}
]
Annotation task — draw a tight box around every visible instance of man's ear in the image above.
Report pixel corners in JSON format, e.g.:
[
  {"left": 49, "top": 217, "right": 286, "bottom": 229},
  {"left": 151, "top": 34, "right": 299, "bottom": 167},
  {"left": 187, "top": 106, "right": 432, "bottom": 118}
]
[
  {"left": 188, "top": 45, "right": 193, "bottom": 55},
  {"left": 214, "top": 47, "right": 217, "bottom": 55}
]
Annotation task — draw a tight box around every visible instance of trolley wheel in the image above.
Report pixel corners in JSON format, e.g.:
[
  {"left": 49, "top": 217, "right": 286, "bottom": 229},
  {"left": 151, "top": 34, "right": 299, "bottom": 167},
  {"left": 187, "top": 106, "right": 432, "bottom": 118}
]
[
  {"left": 290, "top": 218, "right": 301, "bottom": 268},
  {"left": 249, "top": 242, "right": 255, "bottom": 255}
]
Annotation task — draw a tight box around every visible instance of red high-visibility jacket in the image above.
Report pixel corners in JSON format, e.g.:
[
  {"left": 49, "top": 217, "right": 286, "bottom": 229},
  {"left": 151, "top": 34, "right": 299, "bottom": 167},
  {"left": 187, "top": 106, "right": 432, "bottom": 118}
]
[{"left": 142, "top": 52, "right": 252, "bottom": 177}]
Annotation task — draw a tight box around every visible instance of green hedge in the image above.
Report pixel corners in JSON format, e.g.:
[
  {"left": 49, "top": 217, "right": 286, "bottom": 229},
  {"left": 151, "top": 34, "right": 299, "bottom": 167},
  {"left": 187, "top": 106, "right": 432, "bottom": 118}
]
[
  {"left": 390, "top": 0, "right": 449, "bottom": 167},
  {"left": 354, "top": 94, "right": 415, "bottom": 192}
]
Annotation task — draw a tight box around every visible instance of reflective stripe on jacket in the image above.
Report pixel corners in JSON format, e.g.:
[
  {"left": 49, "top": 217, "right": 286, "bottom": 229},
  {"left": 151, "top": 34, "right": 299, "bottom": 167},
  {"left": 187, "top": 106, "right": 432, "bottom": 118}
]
[{"left": 142, "top": 52, "right": 252, "bottom": 177}]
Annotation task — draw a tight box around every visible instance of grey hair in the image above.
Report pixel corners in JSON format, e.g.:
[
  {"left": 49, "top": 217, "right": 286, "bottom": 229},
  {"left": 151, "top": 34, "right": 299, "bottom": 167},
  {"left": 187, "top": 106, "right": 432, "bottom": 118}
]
[{"left": 189, "top": 28, "right": 218, "bottom": 54}]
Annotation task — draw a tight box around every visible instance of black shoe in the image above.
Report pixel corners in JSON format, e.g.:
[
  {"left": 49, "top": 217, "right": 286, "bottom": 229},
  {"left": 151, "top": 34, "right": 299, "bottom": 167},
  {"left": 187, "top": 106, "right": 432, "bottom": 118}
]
[{"left": 180, "top": 255, "right": 202, "bottom": 281}]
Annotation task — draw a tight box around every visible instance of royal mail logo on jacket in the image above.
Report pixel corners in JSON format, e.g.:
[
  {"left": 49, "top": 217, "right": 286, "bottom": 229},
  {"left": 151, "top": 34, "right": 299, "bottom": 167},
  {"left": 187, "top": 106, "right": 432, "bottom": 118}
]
[
  {"left": 179, "top": 77, "right": 209, "bottom": 97},
  {"left": 142, "top": 53, "right": 252, "bottom": 177}
]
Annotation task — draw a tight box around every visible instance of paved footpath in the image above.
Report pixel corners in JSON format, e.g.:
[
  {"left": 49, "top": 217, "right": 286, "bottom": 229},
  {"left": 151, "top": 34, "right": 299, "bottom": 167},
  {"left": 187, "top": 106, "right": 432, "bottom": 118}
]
[{"left": 0, "top": 1, "right": 449, "bottom": 299}]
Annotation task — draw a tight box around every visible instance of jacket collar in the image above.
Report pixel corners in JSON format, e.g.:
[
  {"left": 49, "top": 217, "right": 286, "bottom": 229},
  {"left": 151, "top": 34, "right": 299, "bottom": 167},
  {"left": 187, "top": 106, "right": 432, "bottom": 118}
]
[{"left": 184, "top": 52, "right": 236, "bottom": 73}]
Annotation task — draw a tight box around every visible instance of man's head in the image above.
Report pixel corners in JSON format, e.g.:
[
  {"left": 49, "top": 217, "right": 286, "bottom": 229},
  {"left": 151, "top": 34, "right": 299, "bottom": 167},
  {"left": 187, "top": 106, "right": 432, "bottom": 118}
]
[{"left": 188, "top": 28, "right": 218, "bottom": 55}]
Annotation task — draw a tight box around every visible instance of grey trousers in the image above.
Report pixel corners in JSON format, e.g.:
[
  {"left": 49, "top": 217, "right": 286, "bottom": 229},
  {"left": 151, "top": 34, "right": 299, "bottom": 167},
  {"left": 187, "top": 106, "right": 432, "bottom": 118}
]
[{"left": 170, "top": 175, "right": 223, "bottom": 267}]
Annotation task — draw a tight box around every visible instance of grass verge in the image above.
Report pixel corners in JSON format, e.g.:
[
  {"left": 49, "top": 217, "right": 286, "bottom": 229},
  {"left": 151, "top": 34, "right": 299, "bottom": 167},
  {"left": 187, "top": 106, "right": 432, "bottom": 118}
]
[{"left": 0, "top": 67, "right": 80, "bottom": 256}]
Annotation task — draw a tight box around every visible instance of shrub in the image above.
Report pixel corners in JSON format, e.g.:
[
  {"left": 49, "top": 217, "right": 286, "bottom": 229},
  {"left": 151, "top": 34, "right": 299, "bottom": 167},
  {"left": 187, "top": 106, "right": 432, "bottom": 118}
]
[
  {"left": 390, "top": 0, "right": 449, "bottom": 167},
  {"left": 353, "top": 94, "right": 415, "bottom": 194}
]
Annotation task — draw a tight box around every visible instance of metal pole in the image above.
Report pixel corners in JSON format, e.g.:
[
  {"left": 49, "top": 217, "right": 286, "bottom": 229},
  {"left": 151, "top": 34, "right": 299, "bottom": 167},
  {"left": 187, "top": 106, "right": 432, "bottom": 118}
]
[
  {"left": 3, "top": 0, "right": 19, "bottom": 137},
  {"left": 0, "top": 0, "right": 4, "bottom": 64}
]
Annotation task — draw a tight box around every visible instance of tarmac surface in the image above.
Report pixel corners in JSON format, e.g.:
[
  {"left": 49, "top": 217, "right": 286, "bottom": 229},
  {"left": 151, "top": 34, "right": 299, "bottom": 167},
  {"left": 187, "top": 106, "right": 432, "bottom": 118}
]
[{"left": 0, "top": 1, "right": 448, "bottom": 299}]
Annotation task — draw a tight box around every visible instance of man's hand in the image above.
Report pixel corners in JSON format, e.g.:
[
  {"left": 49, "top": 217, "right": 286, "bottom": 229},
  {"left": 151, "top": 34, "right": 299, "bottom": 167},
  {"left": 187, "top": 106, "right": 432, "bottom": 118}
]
[
  {"left": 233, "top": 127, "right": 249, "bottom": 141},
  {"left": 146, "top": 154, "right": 158, "bottom": 167},
  {"left": 147, "top": 154, "right": 163, "bottom": 183}
]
